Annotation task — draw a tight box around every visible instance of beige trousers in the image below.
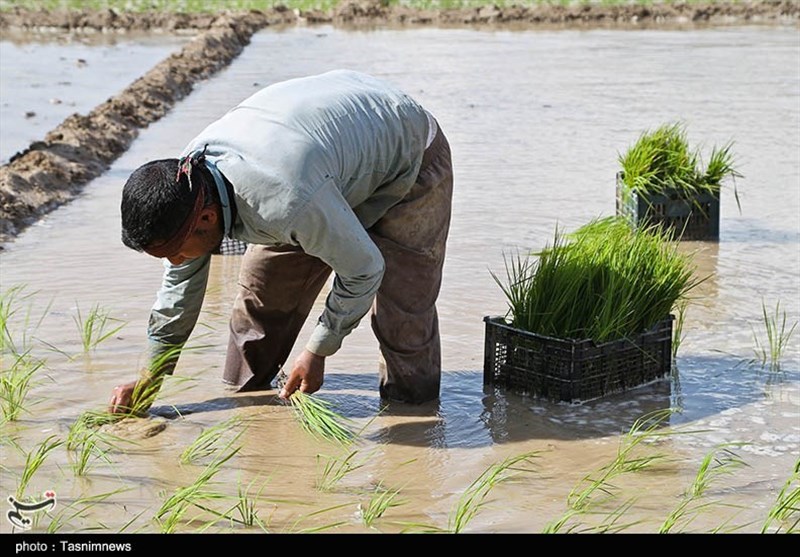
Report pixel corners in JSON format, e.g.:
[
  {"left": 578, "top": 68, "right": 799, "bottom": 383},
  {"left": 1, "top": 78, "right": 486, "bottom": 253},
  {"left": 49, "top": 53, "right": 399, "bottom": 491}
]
[{"left": 223, "top": 125, "right": 453, "bottom": 404}]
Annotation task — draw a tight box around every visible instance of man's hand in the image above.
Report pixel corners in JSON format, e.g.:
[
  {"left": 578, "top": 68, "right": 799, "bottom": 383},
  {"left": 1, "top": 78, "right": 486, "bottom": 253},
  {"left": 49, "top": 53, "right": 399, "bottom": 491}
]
[
  {"left": 108, "top": 377, "right": 156, "bottom": 415},
  {"left": 279, "top": 349, "right": 325, "bottom": 399}
]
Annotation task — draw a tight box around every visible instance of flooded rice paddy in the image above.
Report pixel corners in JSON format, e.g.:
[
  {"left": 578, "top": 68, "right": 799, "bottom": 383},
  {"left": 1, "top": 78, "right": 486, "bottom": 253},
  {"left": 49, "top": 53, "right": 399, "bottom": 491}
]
[{"left": 1, "top": 24, "right": 799, "bottom": 533}]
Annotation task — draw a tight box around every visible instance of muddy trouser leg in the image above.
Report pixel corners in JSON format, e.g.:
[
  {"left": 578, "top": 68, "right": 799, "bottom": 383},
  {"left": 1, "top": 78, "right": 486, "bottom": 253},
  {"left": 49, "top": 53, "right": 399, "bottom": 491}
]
[
  {"left": 369, "top": 125, "right": 453, "bottom": 404},
  {"left": 223, "top": 245, "right": 331, "bottom": 391}
]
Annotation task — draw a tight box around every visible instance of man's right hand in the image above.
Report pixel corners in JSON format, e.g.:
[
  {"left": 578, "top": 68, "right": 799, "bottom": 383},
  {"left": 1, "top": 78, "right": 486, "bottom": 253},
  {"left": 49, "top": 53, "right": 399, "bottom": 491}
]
[{"left": 108, "top": 378, "right": 155, "bottom": 415}]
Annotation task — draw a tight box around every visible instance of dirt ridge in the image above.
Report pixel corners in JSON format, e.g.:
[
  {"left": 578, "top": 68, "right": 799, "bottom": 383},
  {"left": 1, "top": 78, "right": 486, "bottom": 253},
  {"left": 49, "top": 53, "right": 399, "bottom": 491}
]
[{"left": 0, "top": 1, "right": 797, "bottom": 245}]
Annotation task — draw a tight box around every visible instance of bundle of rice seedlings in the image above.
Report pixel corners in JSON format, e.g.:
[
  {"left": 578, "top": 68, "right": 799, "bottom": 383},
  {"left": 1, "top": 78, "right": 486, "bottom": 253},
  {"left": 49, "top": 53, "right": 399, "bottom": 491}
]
[
  {"left": 288, "top": 391, "right": 355, "bottom": 445},
  {"left": 618, "top": 122, "right": 741, "bottom": 209},
  {"left": 495, "top": 217, "right": 700, "bottom": 342}
]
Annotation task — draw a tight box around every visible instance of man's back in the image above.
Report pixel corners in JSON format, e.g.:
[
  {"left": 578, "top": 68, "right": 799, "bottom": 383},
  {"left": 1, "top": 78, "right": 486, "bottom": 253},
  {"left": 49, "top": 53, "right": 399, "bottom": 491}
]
[{"left": 183, "top": 70, "right": 431, "bottom": 242}]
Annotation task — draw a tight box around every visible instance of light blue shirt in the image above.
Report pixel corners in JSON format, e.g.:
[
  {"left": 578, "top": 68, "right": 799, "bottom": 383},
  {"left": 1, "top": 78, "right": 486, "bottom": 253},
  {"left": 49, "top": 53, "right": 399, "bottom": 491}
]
[{"left": 146, "top": 70, "right": 431, "bottom": 372}]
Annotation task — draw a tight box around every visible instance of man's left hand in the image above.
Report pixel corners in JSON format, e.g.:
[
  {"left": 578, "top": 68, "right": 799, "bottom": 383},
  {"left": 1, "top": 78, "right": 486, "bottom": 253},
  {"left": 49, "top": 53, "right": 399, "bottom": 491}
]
[{"left": 279, "top": 349, "right": 325, "bottom": 399}]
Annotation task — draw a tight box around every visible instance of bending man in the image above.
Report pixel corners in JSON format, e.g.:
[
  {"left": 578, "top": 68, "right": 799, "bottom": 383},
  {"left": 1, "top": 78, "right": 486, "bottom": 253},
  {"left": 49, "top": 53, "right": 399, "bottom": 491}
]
[{"left": 110, "top": 70, "right": 453, "bottom": 412}]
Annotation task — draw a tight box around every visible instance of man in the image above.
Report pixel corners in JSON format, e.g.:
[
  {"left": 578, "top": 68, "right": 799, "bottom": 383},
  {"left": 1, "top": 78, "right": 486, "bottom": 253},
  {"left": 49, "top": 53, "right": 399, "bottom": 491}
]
[{"left": 109, "top": 70, "right": 453, "bottom": 413}]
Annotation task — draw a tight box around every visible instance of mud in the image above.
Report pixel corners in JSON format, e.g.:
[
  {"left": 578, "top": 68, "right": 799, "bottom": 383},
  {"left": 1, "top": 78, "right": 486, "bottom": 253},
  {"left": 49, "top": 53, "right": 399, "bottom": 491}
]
[
  {"left": 98, "top": 416, "right": 168, "bottom": 440},
  {"left": 0, "top": 1, "right": 797, "bottom": 244}
]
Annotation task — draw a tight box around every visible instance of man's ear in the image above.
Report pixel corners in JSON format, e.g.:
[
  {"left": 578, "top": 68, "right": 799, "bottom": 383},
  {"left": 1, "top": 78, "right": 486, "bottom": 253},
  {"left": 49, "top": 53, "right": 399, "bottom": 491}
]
[{"left": 199, "top": 205, "right": 219, "bottom": 224}]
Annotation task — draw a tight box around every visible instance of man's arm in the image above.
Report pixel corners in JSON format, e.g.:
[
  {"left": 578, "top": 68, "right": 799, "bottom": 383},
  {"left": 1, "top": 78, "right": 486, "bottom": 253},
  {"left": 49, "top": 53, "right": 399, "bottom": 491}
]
[
  {"left": 279, "top": 180, "right": 385, "bottom": 398},
  {"left": 109, "top": 254, "right": 211, "bottom": 413}
]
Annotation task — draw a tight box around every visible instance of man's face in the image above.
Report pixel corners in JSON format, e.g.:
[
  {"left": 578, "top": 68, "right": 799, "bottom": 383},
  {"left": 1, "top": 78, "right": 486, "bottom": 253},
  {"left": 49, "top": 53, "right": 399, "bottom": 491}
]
[{"left": 165, "top": 207, "right": 224, "bottom": 265}]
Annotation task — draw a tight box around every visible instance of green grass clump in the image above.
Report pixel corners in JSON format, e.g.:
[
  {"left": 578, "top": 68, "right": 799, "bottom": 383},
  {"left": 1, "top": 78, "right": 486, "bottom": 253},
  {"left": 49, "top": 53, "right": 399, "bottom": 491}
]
[
  {"left": 618, "top": 122, "right": 741, "bottom": 202},
  {"left": 495, "top": 217, "right": 699, "bottom": 342},
  {"left": 289, "top": 391, "right": 356, "bottom": 444}
]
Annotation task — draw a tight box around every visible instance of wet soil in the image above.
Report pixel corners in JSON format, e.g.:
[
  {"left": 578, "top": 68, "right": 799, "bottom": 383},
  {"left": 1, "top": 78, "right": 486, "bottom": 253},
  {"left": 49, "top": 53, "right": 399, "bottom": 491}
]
[{"left": 0, "top": 1, "right": 797, "bottom": 243}]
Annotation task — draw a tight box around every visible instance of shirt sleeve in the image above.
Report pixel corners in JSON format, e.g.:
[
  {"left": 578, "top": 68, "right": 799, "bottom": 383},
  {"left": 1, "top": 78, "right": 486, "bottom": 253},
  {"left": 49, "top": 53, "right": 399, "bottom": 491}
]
[
  {"left": 146, "top": 254, "right": 211, "bottom": 374},
  {"left": 287, "top": 180, "right": 385, "bottom": 357}
]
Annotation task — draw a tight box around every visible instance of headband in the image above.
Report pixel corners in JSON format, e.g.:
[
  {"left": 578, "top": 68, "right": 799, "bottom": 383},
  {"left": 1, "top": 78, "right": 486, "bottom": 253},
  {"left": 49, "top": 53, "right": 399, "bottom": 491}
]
[{"left": 142, "top": 146, "right": 209, "bottom": 259}]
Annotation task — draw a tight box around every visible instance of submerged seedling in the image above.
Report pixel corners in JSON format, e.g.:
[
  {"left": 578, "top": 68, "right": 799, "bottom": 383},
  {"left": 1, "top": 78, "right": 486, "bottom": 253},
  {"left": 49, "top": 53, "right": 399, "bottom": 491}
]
[
  {"left": 405, "top": 451, "right": 539, "bottom": 533},
  {"left": 226, "top": 477, "right": 271, "bottom": 531},
  {"left": 180, "top": 417, "right": 245, "bottom": 465},
  {"left": 543, "top": 498, "right": 640, "bottom": 534},
  {"left": 46, "top": 488, "right": 132, "bottom": 533},
  {"left": 66, "top": 421, "right": 123, "bottom": 477},
  {"left": 752, "top": 299, "right": 797, "bottom": 372},
  {"left": 155, "top": 445, "right": 240, "bottom": 533},
  {"left": 360, "top": 483, "right": 405, "bottom": 528},
  {"left": 450, "top": 452, "right": 538, "bottom": 533},
  {"left": 660, "top": 445, "right": 747, "bottom": 533},
  {"left": 568, "top": 409, "right": 678, "bottom": 511},
  {"left": 73, "top": 302, "right": 126, "bottom": 352},
  {"left": 316, "top": 449, "right": 367, "bottom": 492}
]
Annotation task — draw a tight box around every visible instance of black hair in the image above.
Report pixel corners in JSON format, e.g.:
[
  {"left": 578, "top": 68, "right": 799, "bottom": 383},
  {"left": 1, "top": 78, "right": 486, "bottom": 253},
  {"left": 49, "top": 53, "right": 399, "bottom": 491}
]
[{"left": 120, "top": 159, "right": 215, "bottom": 251}]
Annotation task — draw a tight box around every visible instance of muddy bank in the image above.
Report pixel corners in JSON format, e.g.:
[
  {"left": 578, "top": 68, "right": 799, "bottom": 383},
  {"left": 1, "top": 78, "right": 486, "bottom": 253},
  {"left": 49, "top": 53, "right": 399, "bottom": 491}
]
[
  {"left": 0, "top": 9, "right": 294, "bottom": 243},
  {"left": 0, "top": 1, "right": 797, "bottom": 244},
  {"left": 1, "top": 1, "right": 798, "bottom": 30}
]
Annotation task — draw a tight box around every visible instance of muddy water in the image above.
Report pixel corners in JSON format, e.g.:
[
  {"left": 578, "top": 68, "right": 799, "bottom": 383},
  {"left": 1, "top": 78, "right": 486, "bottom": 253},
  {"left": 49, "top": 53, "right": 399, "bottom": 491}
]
[
  {"left": 1, "top": 25, "right": 799, "bottom": 533},
  {"left": 0, "top": 29, "right": 190, "bottom": 164}
]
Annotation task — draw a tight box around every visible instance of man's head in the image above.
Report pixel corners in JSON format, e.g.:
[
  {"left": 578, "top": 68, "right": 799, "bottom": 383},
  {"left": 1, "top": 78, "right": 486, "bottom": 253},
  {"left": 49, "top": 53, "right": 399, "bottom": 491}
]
[{"left": 121, "top": 158, "right": 223, "bottom": 265}]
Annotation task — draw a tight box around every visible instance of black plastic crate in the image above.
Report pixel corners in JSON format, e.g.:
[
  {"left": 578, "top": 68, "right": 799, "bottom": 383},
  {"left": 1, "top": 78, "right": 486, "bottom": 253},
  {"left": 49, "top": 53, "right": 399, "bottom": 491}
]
[
  {"left": 483, "top": 315, "right": 674, "bottom": 403},
  {"left": 616, "top": 173, "right": 720, "bottom": 241}
]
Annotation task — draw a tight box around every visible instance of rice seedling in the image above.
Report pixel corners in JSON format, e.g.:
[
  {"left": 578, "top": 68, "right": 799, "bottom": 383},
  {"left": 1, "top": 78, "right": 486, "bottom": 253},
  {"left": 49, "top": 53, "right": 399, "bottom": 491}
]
[
  {"left": 73, "top": 302, "right": 126, "bottom": 352},
  {"left": 752, "top": 299, "right": 797, "bottom": 372},
  {"left": 180, "top": 416, "right": 245, "bottom": 465},
  {"left": 405, "top": 451, "right": 539, "bottom": 533},
  {"left": 0, "top": 285, "right": 52, "bottom": 356},
  {"left": 568, "top": 409, "right": 677, "bottom": 511},
  {"left": 155, "top": 445, "right": 240, "bottom": 533},
  {"left": 225, "top": 477, "right": 271, "bottom": 531},
  {"left": 16, "top": 435, "right": 63, "bottom": 499},
  {"left": 316, "top": 449, "right": 367, "bottom": 492},
  {"left": 286, "top": 502, "right": 352, "bottom": 533},
  {"left": 0, "top": 350, "right": 44, "bottom": 421},
  {"left": 494, "top": 218, "right": 699, "bottom": 343},
  {"left": 359, "top": 482, "right": 405, "bottom": 528},
  {"left": 672, "top": 299, "right": 688, "bottom": 359},
  {"left": 659, "top": 445, "right": 747, "bottom": 533},
  {"left": 542, "top": 498, "right": 640, "bottom": 534},
  {"left": 762, "top": 458, "right": 800, "bottom": 534},
  {"left": 618, "top": 122, "right": 741, "bottom": 211},
  {"left": 288, "top": 390, "right": 356, "bottom": 444},
  {"left": 46, "top": 488, "right": 132, "bottom": 533},
  {"left": 66, "top": 421, "right": 123, "bottom": 477}
]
